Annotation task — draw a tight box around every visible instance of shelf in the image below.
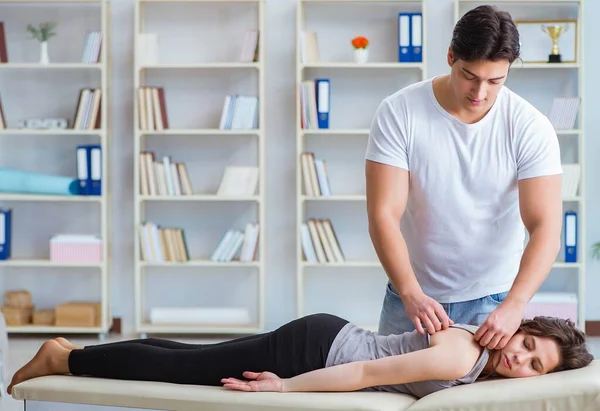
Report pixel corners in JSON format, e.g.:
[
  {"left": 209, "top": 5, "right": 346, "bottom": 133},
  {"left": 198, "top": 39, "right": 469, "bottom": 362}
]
[
  {"left": 140, "top": 63, "right": 260, "bottom": 70},
  {"left": 137, "top": 323, "right": 262, "bottom": 334},
  {"left": 7, "top": 326, "right": 107, "bottom": 334},
  {"left": 140, "top": 129, "right": 260, "bottom": 136},
  {"left": 301, "top": 128, "right": 370, "bottom": 135},
  {"left": 140, "top": 260, "right": 260, "bottom": 268},
  {"left": 0, "top": 194, "right": 102, "bottom": 202},
  {"left": 303, "top": 194, "right": 366, "bottom": 201},
  {"left": 302, "top": 62, "right": 424, "bottom": 69},
  {"left": 0, "top": 63, "right": 102, "bottom": 69},
  {"left": 512, "top": 63, "right": 581, "bottom": 69},
  {"left": 302, "top": 0, "right": 423, "bottom": 3},
  {"left": 0, "top": 129, "right": 102, "bottom": 136},
  {"left": 303, "top": 261, "right": 381, "bottom": 268},
  {"left": 139, "top": 195, "right": 260, "bottom": 202},
  {"left": 139, "top": 0, "right": 260, "bottom": 2},
  {"left": 556, "top": 129, "right": 581, "bottom": 135},
  {"left": 0, "top": 0, "right": 104, "bottom": 3},
  {"left": 0, "top": 259, "right": 103, "bottom": 268},
  {"left": 552, "top": 262, "right": 582, "bottom": 269},
  {"left": 563, "top": 196, "right": 582, "bottom": 202},
  {"left": 459, "top": 0, "right": 579, "bottom": 3}
]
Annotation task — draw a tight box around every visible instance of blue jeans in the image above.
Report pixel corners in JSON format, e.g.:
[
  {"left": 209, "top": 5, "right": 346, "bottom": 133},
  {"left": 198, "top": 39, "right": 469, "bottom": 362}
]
[{"left": 378, "top": 282, "right": 509, "bottom": 336}]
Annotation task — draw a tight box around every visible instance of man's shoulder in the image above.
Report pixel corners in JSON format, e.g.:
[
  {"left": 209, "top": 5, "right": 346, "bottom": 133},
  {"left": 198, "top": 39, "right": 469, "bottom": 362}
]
[
  {"left": 383, "top": 78, "right": 433, "bottom": 106},
  {"left": 499, "top": 85, "right": 549, "bottom": 124}
]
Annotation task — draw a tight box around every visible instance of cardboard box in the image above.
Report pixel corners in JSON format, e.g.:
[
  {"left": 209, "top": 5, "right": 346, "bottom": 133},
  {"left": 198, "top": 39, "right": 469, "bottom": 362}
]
[
  {"left": 4, "top": 290, "right": 32, "bottom": 308},
  {"left": 55, "top": 302, "right": 101, "bottom": 327},
  {"left": 33, "top": 310, "right": 55, "bottom": 326},
  {"left": 1, "top": 305, "right": 34, "bottom": 325}
]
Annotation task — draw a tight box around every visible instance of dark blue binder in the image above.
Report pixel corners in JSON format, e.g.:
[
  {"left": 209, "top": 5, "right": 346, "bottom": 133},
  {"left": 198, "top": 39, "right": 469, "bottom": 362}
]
[
  {"left": 0, "top": 208, "right": 12, "bottom": 260},
  {"left": 76, "top": 145, "right": 90, "bottom": 195},
  {"left": 315, "top": 78, "right": 329, "bottom": 129},
  {"left": 398, "top": 12, "right": 411, "bottom": 62},
  {"left": 89, "top": 144, "right": 102, "bottom": 196},
  {"left": 564, "top": 210, "right": 577, "bottom": 263}
]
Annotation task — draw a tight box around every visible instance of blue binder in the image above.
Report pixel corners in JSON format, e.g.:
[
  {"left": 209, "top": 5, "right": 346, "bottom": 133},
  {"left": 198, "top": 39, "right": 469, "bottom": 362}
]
[
  {"left": 89, "top": 145, "right": 102, "bottom": 196},
  {"left": 410, "top": 13, "right": 423, "bottom": 63},
  {"left": 76, "top": 145, "right": 90, "bottom": 195},
  {"left": 398, "top": 13, "right": 411, "bottom": 62},
  {"left": 77, "top": 145, "right": 102, "bottom": 196},
  {"left": 564, "top": 210, "right": 577, "bottom": 263},
  {"left": 315, "top": 78, "right": 329, "bottom": 129},
  {"left": 398, "top": 12, "right": 423, "bottom": 63},
  {"left": 0, "top": 208, "right": 12, "bottom": 260}
]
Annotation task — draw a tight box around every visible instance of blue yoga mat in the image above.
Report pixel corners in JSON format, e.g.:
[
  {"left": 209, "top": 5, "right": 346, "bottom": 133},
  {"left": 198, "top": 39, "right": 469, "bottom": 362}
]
[{"left": 0, "top": 168, "right": 80, "bottom": 195}]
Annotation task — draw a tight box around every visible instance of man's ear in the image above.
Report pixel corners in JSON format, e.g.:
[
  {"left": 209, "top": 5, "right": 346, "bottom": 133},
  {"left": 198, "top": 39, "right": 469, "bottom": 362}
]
[{"left": 447, "top": 48, "right": 454, "bottom": 66}]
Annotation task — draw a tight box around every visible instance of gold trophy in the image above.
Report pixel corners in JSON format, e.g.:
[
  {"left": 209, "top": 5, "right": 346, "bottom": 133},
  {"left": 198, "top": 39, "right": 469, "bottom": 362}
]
[{"left": 542, "top": 23, "right": 568, "bottom": 63}]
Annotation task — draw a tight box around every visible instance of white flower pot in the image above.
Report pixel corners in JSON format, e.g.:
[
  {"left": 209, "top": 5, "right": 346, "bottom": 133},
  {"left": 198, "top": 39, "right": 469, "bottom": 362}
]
[
  {"left": 40, "top": 41, "right": 49, "bottom": 64},
  {"left": 353, "top": 48, "right": 368, "bottom": 63}
]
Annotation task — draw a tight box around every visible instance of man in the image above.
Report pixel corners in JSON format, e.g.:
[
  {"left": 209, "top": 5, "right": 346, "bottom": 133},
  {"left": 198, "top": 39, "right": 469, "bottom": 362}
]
[{"left": 365, "top": 5, "right": 563, "bottom": 351}]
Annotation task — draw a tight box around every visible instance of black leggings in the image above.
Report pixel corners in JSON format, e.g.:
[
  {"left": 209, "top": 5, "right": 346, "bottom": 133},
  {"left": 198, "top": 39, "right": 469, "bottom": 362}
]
[{"left": 68, "top": 313, "right": 349, "bottom": 386}]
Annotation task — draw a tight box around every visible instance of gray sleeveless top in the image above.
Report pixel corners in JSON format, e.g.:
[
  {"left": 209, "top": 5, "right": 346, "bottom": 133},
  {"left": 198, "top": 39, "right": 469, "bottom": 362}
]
[{"left": 325, "top": 323, "right": 490, "bottom": 398}]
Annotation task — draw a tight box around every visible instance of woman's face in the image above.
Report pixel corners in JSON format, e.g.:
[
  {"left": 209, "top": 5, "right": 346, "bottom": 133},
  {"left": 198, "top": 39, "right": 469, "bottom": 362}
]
[{"left": 493, "top": 331, "right": 561, "bottom": 378}]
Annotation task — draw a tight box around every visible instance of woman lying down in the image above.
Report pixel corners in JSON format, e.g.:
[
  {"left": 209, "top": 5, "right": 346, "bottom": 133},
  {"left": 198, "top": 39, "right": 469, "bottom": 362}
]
[{"left": 7, "top": 313, "right": 594, "bottom": 398}]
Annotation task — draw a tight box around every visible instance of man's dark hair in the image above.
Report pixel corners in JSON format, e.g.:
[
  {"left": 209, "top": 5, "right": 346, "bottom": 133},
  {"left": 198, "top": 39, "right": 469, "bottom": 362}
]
[{"left": 450, "top": 5, "right": 520, "bottom": 64}]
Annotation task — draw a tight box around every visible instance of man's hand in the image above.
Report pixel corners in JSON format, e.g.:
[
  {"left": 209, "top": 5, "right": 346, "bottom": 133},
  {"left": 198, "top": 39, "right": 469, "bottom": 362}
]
[
  {"left": 474, "top": 299, "right": 526, "bottom": 350},
  {"left": 221, "top": 371, "right": 283, "bottom": 392},
  {"left": 402, "top": 291, "right": 453, "bottom": 335}
]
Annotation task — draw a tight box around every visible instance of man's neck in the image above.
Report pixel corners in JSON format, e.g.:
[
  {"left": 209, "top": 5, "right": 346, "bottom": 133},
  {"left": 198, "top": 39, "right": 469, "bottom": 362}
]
[{"left": 432, "top": 75, "right": 494, "bottom": 125}]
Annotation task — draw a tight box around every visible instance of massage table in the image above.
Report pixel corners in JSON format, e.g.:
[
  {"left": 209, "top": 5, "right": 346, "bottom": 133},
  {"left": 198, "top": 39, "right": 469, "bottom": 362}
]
[{"left": 12, "top": 360, "right": 600, "bottom": 411}]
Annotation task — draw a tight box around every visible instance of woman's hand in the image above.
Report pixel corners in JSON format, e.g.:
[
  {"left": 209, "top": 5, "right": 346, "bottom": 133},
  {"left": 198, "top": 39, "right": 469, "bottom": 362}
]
[{"left": 221, "top": 371, "right": 284, "bottom": 392}]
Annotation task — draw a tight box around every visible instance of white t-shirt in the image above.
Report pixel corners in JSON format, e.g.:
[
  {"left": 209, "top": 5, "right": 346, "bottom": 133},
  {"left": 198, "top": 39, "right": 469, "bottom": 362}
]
[{"left": 365, "top": 77, "right": 562, "bottom": 303}]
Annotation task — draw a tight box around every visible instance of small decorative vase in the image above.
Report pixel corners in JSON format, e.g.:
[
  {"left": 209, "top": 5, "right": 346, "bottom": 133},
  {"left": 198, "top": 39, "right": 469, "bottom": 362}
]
[
  {"left": 39, "top": 41, "right": 49, "bottom": 64},
  {"left": 353, "top": 48, "right": 368, "bottom": 63}
]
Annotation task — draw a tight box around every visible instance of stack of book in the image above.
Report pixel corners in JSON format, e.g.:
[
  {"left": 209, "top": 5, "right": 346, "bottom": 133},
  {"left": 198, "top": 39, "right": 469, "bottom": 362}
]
[
  {"left": 301, "top": 152, "right": 331, "bottom": 196},
  {"left": 301, "top": 218, "right": 344, "bottom": 263},
  {"left": 210, "top": 223, "right": 259, "bottom": 262},
  {"left": 138, "top": 152, "right": 193, "bottom": 196},
  {"left": 218, "top": 95, "right": 259, "bottom": 129},
  {"left": 139, "top": 222, "right": 189, "bottom": 263},
  {"left": 137, "top": 86, "right": 169, "bottom": 131}
]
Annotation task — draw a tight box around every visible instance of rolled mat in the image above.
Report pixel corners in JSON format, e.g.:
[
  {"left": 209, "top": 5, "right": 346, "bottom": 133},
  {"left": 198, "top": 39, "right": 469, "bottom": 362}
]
[{"left": 0, "top": 168, "right": 80, "bottom": 195}]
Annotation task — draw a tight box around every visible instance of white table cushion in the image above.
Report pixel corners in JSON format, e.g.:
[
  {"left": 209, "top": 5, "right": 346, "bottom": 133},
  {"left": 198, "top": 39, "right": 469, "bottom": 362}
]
[{"left": 12, "top": 360, "right": 600, "bottom": 411}]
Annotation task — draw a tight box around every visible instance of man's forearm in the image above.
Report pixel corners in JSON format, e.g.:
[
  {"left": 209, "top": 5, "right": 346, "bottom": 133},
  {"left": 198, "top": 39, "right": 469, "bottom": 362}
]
[
  {"left": 505, "top": 227, "right": 561, "bottom": 307},
  {"left": 369, "top": 214, "right": 421, "bottom": 298}
]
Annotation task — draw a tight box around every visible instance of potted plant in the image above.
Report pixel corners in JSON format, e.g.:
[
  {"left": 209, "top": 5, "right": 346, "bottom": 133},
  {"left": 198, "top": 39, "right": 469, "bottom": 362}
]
[
  {"left": 27, "top": 22, "right": 57, "bottom": 64},
  {"left": 351, "top": 36, "right": 369, "bottom": 64}
]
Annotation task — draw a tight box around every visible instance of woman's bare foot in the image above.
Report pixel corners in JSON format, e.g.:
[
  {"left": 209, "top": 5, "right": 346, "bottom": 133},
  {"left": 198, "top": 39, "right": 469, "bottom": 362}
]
[
  {"left": 7, "top": 339, "right": 70, "bottom": 395},
  {"left": 55, "top": 337, "right": 82, "bottom": 350}
]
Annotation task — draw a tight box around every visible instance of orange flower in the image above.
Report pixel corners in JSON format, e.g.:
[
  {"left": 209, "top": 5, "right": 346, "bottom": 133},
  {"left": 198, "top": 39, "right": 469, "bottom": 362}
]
[{"left": 351, "top": 36, "right": 369, "bottom": 49}]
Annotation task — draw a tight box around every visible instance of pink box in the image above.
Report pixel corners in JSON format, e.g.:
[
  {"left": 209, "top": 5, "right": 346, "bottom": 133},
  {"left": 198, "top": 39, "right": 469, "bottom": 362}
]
[
  {"left": 50, "top": 235, "right": 103, "bottom": 263},
  {"left": 522, "top": 292, "right": 578, "bottom": 323}
]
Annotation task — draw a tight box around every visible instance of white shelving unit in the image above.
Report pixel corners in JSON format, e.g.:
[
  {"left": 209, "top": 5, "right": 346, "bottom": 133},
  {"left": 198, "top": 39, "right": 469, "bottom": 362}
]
[
  {"left": 133, "top": 0, "right": 266, "bottom": 336},
  {"left": 295, "top": 0, "right": 427, "bottom": 329},
  {"left": 454, "top": 0, "right": 585, "bottom": 330},
  {"left": 0, "top": 0, "right": 111, "bottom": 337}
]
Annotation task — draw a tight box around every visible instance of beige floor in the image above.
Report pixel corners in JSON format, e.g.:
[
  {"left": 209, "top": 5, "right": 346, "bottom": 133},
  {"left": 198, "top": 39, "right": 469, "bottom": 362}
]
[{"left": 2, "top": 334, "right": 600, "bottom": 411}]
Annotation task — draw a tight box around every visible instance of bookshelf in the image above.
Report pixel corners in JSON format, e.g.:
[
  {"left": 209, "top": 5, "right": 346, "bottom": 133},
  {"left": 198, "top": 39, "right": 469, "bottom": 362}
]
[
  {"left": 133, "top": 0, "right": 265, "bottom": 336},
  {"left": 296, "top": 0, "right": 426, "bottom": 329},
  {"left": 0, "top": 0, "right": 111, "bottom": 337},
  {"left": 454, "top": 0, "right": 585, "bottom": 330}
]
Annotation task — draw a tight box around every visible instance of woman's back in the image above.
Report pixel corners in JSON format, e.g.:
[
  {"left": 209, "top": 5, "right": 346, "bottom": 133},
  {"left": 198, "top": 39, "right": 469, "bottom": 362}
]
[{"left": 325, "top": 323, "right": 490, "bottom": 398}]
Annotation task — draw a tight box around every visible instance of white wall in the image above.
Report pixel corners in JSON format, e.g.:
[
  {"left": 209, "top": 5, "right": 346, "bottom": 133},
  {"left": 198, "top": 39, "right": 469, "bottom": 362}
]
[{"left": 1, "top": 0, "right": 599, "bottom": 336}]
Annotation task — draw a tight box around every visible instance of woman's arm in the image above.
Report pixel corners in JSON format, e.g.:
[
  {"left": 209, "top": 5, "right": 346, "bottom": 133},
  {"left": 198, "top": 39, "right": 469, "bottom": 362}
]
[{"left": 281, "top": 328, "right": 483, "bottom": 393}]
